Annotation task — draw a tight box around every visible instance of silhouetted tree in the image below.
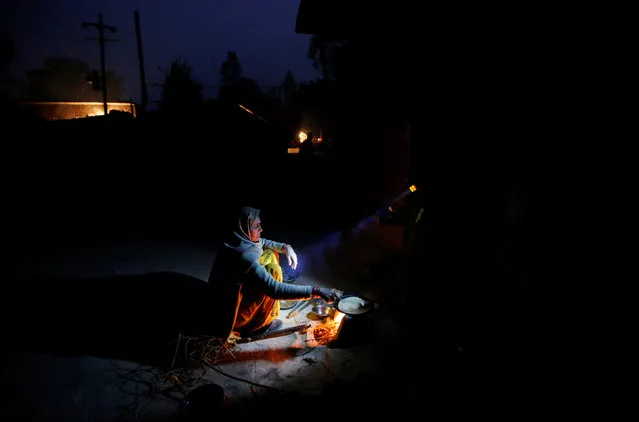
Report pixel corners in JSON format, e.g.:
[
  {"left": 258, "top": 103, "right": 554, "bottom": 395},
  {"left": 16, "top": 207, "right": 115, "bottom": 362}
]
[
  {"left": 160, "top": 57, "right": 203, "bottom": 112},
  {"left": 218, "top": 77, "right": 263, "bottom": 109},
  {"left": 218, "top": 51, "right": 263, "bottom": 107},
  {"left": 307, "top": 35, "right": 348, "bottom": 80},
  {"left": 293, "top": 79, "right": 335, "bottom": 114},
  {"left": 219, "top": 51, "right": 242, "bottom": 86},
  {"left": 264, "top": 86, "right": 282, "bottom": 101},
  {"left": 22, "top": 56, "right": 125, "bottom": 101},
  {"left": 281, "top": 70, "right": 297, "bottom": 105}
]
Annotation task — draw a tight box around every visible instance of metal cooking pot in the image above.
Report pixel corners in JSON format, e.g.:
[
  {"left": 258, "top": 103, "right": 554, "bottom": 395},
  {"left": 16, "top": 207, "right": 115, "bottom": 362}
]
[{"left": 311, "top": 302, "right": 334, "bottom": 318}]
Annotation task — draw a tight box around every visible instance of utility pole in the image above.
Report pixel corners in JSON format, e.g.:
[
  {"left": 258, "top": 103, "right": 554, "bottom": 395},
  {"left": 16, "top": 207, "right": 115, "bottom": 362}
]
[
  {"left": 134, "top": 10, "right": 149, "bottom": 115},
  {"left": 83, "top": 13, "right": 117, "bottom": 116}
]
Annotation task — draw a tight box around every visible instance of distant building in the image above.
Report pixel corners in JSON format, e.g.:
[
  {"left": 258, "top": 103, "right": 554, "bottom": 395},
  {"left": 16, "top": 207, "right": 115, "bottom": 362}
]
[{"left": 18, "top": 101, "right": 136, "bottom": 120}]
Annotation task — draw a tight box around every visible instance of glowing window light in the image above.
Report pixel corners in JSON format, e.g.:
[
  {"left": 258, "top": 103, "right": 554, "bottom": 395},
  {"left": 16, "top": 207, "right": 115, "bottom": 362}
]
[{"left": 409, "top": 185, "right": 417, "bottom": 192}]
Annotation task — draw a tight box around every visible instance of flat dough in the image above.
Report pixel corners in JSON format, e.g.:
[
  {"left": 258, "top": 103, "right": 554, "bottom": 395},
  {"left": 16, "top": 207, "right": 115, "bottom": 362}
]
[{"left": 337, "top": 296, "right": 371, "bottom": 315}]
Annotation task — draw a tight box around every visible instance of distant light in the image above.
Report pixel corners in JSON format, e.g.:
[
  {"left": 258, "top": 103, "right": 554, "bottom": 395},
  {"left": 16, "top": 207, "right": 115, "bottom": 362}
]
[
  {"left": 238, "top": 104, "right": 254, "bottom": 115},
  {"left": 409, "top": 185, "right": 417, "bottom": 192},
  {"left": 298, "top": 131, "right": 308, "bottom": 143}
]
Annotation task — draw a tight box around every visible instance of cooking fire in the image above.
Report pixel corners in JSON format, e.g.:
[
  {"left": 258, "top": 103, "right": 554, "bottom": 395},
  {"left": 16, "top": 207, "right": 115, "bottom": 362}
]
[
  {"left": 235, "top": 294, "right": 373, "bottom": 347},
  {"left": 307, "top": 310, "right": 347, "bottom": 346}
]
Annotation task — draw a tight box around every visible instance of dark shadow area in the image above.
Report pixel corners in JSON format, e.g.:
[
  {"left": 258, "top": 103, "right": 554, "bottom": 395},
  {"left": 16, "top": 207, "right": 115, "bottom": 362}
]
[
  {"left": 326, "top": 314, "right": 378, "bottom": 349},
  {"left": 128, "top": 338, "right": 515, "bottom": 421},
  {"left": 169, "top": 373, "right": 472, "bottom": 421},
  {"left": 0, "top": 271, "right": 221, "bottom": 368},
  {"left": 2, "top": 101, "right": 346, "bottom": 247}
]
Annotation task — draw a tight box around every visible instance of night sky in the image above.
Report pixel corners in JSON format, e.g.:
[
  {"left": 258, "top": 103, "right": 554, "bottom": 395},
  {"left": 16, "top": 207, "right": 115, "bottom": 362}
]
[{"left": 2, "top": 0, "right": 318, "bottom": 104}]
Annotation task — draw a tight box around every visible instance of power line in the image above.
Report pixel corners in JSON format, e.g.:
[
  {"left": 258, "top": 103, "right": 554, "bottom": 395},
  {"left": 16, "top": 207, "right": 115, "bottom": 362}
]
[{"left": 82, "top": 13, "right": 118, "bottom": 116}]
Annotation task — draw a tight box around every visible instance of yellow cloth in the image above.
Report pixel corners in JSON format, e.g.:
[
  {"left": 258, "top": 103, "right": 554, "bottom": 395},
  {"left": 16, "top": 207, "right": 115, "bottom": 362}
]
[
  {"left": 232, "top": 248, "right": 285, "bottom": 337},
  {"left": 259, "top": 248, "right": 283, "bottom": 318}
]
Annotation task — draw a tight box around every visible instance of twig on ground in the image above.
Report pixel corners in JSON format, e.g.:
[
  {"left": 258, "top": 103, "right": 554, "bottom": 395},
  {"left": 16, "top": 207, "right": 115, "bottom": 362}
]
[{"left": 109, "top": 330, "right": 322, "bottom": 419}]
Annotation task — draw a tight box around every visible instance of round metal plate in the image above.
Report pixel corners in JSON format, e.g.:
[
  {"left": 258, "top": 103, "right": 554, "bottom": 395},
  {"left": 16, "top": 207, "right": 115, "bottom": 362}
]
[{"left": 335, "top": 296, "right": 373, "bottom": 316}]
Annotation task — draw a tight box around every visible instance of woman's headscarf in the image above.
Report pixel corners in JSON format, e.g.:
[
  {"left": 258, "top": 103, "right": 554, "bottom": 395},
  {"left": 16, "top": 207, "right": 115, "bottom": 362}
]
[{"left": 224, "top": 206, "right": 263, "bottom": 265}]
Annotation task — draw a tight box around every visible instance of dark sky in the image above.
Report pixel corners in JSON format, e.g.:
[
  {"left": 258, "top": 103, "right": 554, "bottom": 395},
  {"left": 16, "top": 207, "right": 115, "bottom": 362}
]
[{"left": 3, "top": 0, "right": 318, "bottom": 103}]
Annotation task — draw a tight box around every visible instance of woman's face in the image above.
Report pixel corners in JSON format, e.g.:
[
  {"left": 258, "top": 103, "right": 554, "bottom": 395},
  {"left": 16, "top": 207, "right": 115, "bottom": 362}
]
[{"left": 249, "top": 217, "right": 262, "bottom": 242}]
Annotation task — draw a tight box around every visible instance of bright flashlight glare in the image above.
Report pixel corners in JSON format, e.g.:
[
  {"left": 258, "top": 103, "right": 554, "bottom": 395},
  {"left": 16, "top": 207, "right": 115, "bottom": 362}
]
[
  {"left": 409, "top": 185, "right": 417, "bottom": 192},
  {"left": 298, "top": 131, "right": 308, "bottom": 142}
]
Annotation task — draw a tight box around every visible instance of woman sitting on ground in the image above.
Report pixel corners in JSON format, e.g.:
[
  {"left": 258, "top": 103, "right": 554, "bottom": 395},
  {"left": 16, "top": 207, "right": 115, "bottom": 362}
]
[{"left": 207, "top": 206, "right": 337, "bottom": 342}]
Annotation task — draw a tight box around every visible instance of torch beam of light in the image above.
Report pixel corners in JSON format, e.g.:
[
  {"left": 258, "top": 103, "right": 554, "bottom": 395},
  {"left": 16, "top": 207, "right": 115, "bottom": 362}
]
[{"left": 300, "top": 184, "right": 421, "bottom": 263}]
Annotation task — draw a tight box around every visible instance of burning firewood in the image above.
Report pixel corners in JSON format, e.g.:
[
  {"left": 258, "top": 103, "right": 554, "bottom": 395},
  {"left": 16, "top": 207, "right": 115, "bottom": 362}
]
[{"left": 306, "top": 310, "right": 346, "bottom": 346}]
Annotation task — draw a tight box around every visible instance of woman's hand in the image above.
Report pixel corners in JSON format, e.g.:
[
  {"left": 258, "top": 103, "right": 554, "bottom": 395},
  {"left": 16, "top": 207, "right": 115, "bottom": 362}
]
[
  {"left": 285, "top": 245, "right": 298, "bottom": 270},
  {"left": 312, "top": 286, "right": 338, "bottom": 303}
]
